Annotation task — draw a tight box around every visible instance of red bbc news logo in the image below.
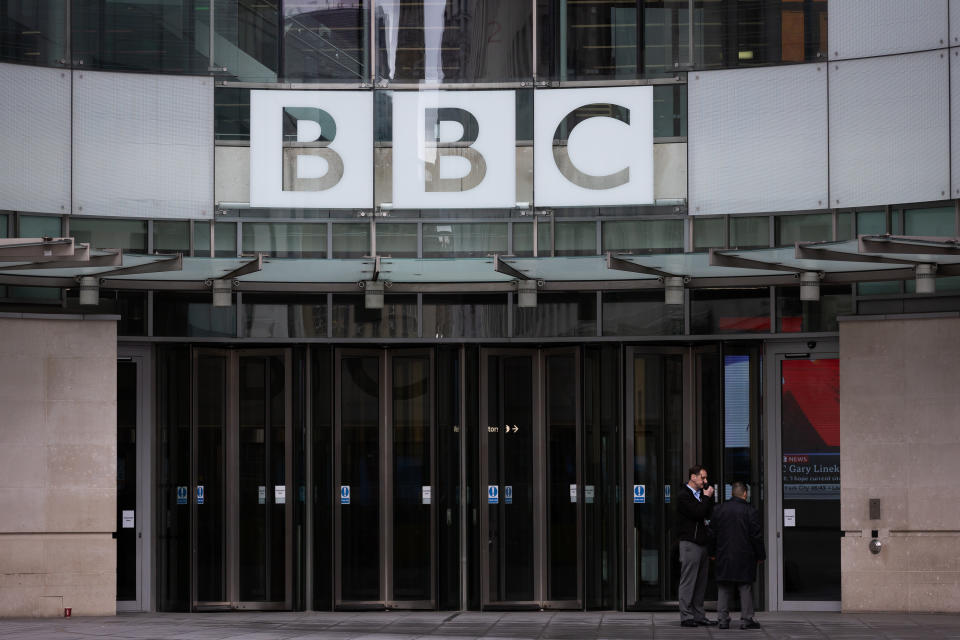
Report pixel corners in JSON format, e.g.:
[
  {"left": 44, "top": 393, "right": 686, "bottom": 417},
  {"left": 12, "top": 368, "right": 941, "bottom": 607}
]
[{"left": 783, "top": 455, "right": 809, "bottom": 463}]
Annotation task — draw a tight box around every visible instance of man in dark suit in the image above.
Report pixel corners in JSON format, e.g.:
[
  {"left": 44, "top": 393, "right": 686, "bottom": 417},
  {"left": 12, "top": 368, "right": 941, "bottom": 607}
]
[
  {"left": 712, "top": 481, "right": 765, "bottom": 630},
  {"left": 677, "top": 465, "right": 716, "bottom": 627}
]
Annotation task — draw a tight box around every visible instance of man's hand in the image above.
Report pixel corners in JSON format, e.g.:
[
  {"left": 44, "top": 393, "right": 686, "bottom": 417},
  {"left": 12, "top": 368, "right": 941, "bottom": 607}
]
[{"left": 703, "top": 484, "right": 715, "bottom": 498}]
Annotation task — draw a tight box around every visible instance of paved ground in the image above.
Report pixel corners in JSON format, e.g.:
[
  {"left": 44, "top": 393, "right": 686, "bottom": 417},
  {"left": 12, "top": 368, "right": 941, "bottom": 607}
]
[{"left": 1, "top": 611, "right": 960, "bottom": 640}]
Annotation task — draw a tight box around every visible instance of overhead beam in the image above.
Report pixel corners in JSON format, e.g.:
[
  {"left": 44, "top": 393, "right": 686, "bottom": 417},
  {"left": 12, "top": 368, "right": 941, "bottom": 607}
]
[
  {"left": 606, "top": 253, "right": 677, "bottom": 278},
  {"left": 709, "top": 249, "right": 800, "bottom": 273},
  {"left": 493, "top": 254, "right": 531, "bottom": 280},
  {"left": 0, "top": 238, "right": 78, "bottom": 261},
  {"left": 859, "top": 235, "right": 960, "bottom": 256},
  {"left": 0, "top": 249, "right": 121, "bottom": 271},
  {"left": 97, "top": 254, "right": 183, "bottom": 279},
  {"left": 218, "top": 254, "right": 263, "bottom": 280},
  {"left": 795, "top": 242, "right": 921, "bottom": 266}
]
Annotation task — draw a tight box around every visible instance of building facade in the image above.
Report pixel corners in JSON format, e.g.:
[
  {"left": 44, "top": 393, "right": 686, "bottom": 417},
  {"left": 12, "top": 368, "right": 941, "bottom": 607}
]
[{"left": 1, "top": 0, "right": 959, "bottom": 617}]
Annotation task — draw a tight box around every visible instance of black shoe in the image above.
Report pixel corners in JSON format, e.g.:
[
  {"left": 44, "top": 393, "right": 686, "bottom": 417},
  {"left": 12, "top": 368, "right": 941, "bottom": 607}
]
[
  {"left": 740, "top": 619, "right": 761, "bottom": 629},
  {"left": 718, "top": 620, "right": 730, "bottom": 629},
  {"left": 681, "top": 619, "right": 699, "bottom": 627},
  {"left": 696, "top": 619, "right": 718, "bottom": 626}
]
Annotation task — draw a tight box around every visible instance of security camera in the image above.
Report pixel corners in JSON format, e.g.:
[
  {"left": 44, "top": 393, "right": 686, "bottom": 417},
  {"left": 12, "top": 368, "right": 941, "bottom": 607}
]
[{"left": 806, "top": 341, "right": 816, "bottom": 350}]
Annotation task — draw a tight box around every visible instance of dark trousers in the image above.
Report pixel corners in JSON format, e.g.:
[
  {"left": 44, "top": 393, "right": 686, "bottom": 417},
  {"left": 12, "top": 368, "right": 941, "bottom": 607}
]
[
  {"left": 717, "top": 581, "right": 754, "bottom": 622},
  {"left": 678, "top": 541, "right": 709, "bottom": 622}
]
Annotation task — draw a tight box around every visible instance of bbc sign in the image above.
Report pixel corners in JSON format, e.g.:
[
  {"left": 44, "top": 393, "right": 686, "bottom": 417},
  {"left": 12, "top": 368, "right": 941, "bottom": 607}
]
[{"left": 249, "top": 87, "right": 653, "bottom": 210}]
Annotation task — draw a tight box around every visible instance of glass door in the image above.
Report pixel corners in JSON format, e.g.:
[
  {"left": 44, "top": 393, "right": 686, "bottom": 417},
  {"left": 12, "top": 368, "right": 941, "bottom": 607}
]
[
  {"left": 191, "top": 349, "right": 292, "bottom": 610},
  {"left": 334, "top": 349, "right": 436, "bottom": 609},
  {"left": 479, "top": 348, "right": 583, "bottom": 609},
  {"left": 116, "top": 346, "right": 152, "bottom": 611},
  {"left": 623, "top": 348, "right": 686, "bottom": 609},
  {"left": 767, "top": 343, "right": 841, "bottom": 611}
]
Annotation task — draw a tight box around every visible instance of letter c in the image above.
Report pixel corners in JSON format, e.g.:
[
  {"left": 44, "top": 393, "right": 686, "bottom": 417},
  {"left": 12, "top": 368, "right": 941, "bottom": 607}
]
[{"left": 552, "top": 103, "right": 630, "bottom": 190}]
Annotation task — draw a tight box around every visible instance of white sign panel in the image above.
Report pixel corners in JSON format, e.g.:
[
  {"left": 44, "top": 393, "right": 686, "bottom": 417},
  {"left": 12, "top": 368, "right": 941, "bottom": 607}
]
[
  {"left": 584, "top": 485, "right": 595, "bottom": 504},
  {"left": 784, "top": 508, "right": 796, "bottom": 527},
  {"left": 393, "top": 90, "right": 515, "bottom": 209},
  {"left": 275, "top": 485, "right": 286, "bottom": 504},
  {"left": 122, "top": 510, "right": 135, "bottom": 529},
  {"left": 534, "top": 86, "right": 653, "bottom": 207},
  {"left": 570, "top": 484, "right": 577, "bottom": 503},
  {"left": 258, "top": 485, "right": 266, "bottom": 504},
  {"left": 422, "top": 485, "right": 432, "bottom": 505},
  {"left": 250, "top": 90, "right": 373, "bottom": 208}
]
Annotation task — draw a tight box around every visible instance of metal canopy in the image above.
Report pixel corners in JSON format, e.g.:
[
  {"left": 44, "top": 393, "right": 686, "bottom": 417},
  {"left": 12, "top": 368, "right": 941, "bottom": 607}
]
[{"left": 0, "top": 236, "right": 958, "bottom": 292}]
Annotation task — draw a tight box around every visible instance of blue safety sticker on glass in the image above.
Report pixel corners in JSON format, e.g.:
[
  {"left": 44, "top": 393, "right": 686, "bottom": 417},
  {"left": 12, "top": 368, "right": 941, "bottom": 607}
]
[
  {"left": 176, "top": 486, "right": 188, "bottom": 505},
  {"left": 504, "top": 485, "right": 513, "bottom": 504},
  {"left": 633, "top": 484, "right": 645, "bottom": 504},
  {"left": 196, "top": 485, "right": 205, "bottom": 505},
  {"left": 340, "top": 485, "right": 350, "bottom": 505},
  {"left": 488, "top": 485, "right": 499, "bottom": 504}
]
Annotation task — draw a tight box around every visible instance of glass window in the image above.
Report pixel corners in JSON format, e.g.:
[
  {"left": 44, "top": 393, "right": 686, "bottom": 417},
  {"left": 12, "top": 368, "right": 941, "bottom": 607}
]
[
  {"left": 538, "top": 0, "right": 690, "bottom": 81},
  {"left": 857, "top": 281, "right": 901, "bottom": 296},
  {"left": 194, "top": 221, "right": 211, "bottom": 257},
  {"left": 690, "top": 287, "right": 770, "bottom": 334},
  {"left": 775, "top": 213, "right": 832, "bottom": 247},
  {"left": 0, "top": 214, "right": 7, "bottom": 238},
  {"left": 242, "top": 222, "right": 327, "bottom": 258},
  {"left": 513, "top": 292, "right": 596, "bottom": 337},
  {"left": 695, "top": 0, "right": 828, "bottom": 69},
  {"left": 282, "top": 1, "right": 367, "bottom": 82},
  {"left": 243, "top": 294, "right": 327, "bottom": 338},
  {"left": 422, "top": 223, "right": 507, "bottom": 258},
  {"left": 655, "top": 85, "right": 688, "bottom": 138},
  {"left": 693, "top": 217, "right": 725, "bottom": 250},
  {"left": 19, "top": 215, "right": 61, "bottom": 238},
  {"left": 602, "top": 291, "right": 683, "bottom": 336},
  {"left": 836, "top": 212, "right": 853, "bottom": 241},
  {"left": 72, "top": 0, "right": 211, "bottom": 73},
  {"left": 376, "top": 223, "right": 417, "bottom": 258},
  {"left": 212, "top": 0, "right": 279, "bottom": 82},
  {"left": 856, "top": 210, "right": 885, "bottom": 236},
  {"left": 70, "top": 218, "right": 147, "bottom": 253},
  {"left": 154, "top": 221, "right": 190, "bottom": 254},
  {"left": 555, "top": 221, "right": 596, "bottom": 256},
  {"left": 376, "top": 0, "right": 532, "bottom": 83},
  {"left": 214, "top": 87, "right": 250, "bottom": 142},
  {"left": 64, "top": 289, "right": 147, "bottom": 336},
  {"left": 422, "top": 294, "right": 507, "bottom": 338},
  {"left": 331, "top": 294, "right": 417, "bottom": 338},
  {"left": 214, "top": 221, "right": 237, "bottom": 257},
  {"left": 332, "top": 223, "right": 369, "bottom": 258},
  {"left": 602, "top": 219, "right": 684, "bottom": 254},
  {"left": 904, "top": 206, "right": 955, "bottom": 237},
  {"left": 153, "top": 292, "right": 236, "bottom": 338},
  {"left": 513, "top": 222, "right": 532, "bottom": 257},
  {"left": 729, "top": 216, "right": 769, "bottom": 249},
  {"left": 0, "top": 0, "right": 67, "bottom": 66},
  {"left": 777, "top": 285, "right": 853, "bottom": 333}
]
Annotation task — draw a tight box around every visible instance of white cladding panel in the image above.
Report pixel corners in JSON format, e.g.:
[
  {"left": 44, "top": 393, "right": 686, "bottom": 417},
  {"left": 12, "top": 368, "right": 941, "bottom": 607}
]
[
  {"left": 829, "top": 0, "right": 948, "bottom": 60},
  {"left": 953, "top": 0, "right": 960, "bottom": 47},
  {"left": 688, "top": 64, "right": 828, "bottom": 215},
  {"left": 0, "top": 63, "right": 71, "bottom": 214},
  {"left": 953, "top": 50, "right": 960, "bottom": 198},
  {"left": 73, "top": 71, "right": 213, "bottom": 219},
  {"left": 829, "top": 51, "right": 950, "bottom": 209}
]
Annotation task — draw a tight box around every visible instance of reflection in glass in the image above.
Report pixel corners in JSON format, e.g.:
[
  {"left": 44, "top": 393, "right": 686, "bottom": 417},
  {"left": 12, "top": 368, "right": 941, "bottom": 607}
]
[
  {"left": 855, "top": 210, "right": 885, "bottom": 236},
  {"left": 154, "top": 221, "right": 190, "bottom": 253},
  {"left": 422, "top": 223, "right": 507, "bottom": 257},
  {"left": 602, "top": 219, "right": 684, "bottom": 254},
  {"left": 214, "top": 222, "right": 237, "bottom": 257},
  {"left": 392, "top": 356, "right": 432, "bottom": 601},
  {"left": 18, "top": 214, "right": 61, "bottom": 238},
  {"left": 376, "top": 0, "right": 532, "bottom": 83},
  {"left": 194, "top": 221, "right": 211, "bottom": 257},
  {"left": 775, "top": 213, "right": 832, "bottom": 246},
  {"left": 602, "top": 291, "right": 683, "bottom": 336},
  {"left": 514, "top": 292, "right": 596, "bottom": 337},
  {"left": 777, "top": 285, "right": 852, "bottom": 333},
  {"left": 904, "top": 206, "right": 955, "bottom": 237},
  {"left": 693, "top": 216, "right": 725, "bottom": 250},
  {"left": 0, "top": 0, "right": 67, "bottom": 66},
  {"left": 72, "top": 0, "right": 210, "bottom": 73},
  {"left": 154, "top": 293, "right": 236, "bottom": 337},
  {"left": 283, "top": 1, "right": 367, "bottom": 82},
  {"left": 555, "top": 221, "right": 597, "bottom": 256},
  {"left": 332, "top": 223, "right": 369, "bottom": 258},
  {"left": 695, "top": 0, "right": 828, "bottom": 69},
  {"left": 212, "top": 0, "right": 278, "bottom": 82},
  {"left": 690, "top": 288, "right": 770, "bottom": 334},
  {"left": 781, "top": 358, "right": 840, "bottom": 601},
  {"left": 340, "top": 356, "right": 380, "bottom": 601},
  {"left": 538, "top": 0, "right": 689, "bottom": 81},
  {"left": 376, "top": 223, "right": 417, "bottom": 257},
  {"left": 196, "top": 354, "right": 226, "bottom": 602},
  {"left": 546, "top": 353, "right": 578, "bottom": 601},
  {"left": 70, "top": 218, "right": 147, "bottom": 253},
  {"left": 422, "top": 294, "right": 507, "bottom": 338},
  {"left": 244, "top": 295, "right": 327, "bottom": 338},
  {"left": 332, "top": 294, "right": 417, "bottom": 338},
  {"left": 730, "top": 216, "right": 769, "bottom": 249},
  {"left": 243, "top": 222, "right": 327, "bottom": 258}
]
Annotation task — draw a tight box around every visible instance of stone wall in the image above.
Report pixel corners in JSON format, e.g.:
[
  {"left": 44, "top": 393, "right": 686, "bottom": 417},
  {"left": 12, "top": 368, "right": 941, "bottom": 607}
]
[
  {"left": 840, "top": 314, "right": 960, "bottom": 612},
  {"left": 0, "top": 315, "right": 117, "bottom": 617}
]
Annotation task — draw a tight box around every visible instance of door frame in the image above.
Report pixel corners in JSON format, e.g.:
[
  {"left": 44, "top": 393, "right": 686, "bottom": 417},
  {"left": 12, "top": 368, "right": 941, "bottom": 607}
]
[
  {"left": 190, "top": 348, "right": 294, "bottom": 611},
  {"left": 116, "top": 344, "right": 153, "bottom": 612},
  {"left": 763, "top": 340, "right": 841, "bottom": 612},
  {"left": 333, "top": 348, "right": 438, "bottom": 609},
  {"left": 478, "top": 347, "right": 543, "bottom": 610},
  {"left": 622, "top": 346, "right": 695, "bottom": 609}
]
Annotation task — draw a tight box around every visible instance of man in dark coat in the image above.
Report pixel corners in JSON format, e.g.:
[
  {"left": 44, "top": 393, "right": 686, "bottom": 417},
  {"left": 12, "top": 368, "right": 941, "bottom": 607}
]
[
  {"left": 712, "top": 481, "right": 765, "bottom": 630},
  {"left": 677, "top": 464, "right": 716, "bottom": 627}
]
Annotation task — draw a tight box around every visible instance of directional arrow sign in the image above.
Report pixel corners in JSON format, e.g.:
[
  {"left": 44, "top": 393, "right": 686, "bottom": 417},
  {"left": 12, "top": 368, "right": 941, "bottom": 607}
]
[{"left": 512, "top": 425, "right": 518, "bottom": 433}]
